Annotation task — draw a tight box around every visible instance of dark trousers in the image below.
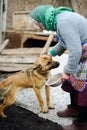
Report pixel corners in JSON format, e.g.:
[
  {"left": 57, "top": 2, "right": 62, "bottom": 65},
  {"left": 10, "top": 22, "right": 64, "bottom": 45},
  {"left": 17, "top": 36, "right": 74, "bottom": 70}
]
[{"left": 61, "top": 80, "right": 87, "bottom": 123}]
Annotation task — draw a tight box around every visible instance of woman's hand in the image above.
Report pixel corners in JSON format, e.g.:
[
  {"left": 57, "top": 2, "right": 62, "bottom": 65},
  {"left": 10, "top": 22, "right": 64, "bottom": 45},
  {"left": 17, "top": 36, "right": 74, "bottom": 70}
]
[
  {"left": 61, "top": 72, "right": 70, "bottom": 83},
  {"left": 48, "top": 52, "right": 52, "bottom": 58}
]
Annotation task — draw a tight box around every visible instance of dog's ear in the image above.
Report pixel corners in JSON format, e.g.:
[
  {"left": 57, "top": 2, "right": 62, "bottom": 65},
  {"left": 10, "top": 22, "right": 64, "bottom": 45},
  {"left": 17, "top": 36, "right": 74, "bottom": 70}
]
[
  {"left": 33, "top": 64, "right": 42, "bottom": 70},
  {"left": 26, "top": 64, "right": 42, "bottom": 73},
  {"left": 32, "top": 64, "right": 42, "bottom": 71}
]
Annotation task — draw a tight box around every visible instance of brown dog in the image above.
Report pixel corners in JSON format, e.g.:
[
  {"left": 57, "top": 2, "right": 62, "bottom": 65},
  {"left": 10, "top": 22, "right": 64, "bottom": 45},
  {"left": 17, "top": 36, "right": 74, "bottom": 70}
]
[{"left": 0, "top": 54, "right": 59, "bottom": 117}]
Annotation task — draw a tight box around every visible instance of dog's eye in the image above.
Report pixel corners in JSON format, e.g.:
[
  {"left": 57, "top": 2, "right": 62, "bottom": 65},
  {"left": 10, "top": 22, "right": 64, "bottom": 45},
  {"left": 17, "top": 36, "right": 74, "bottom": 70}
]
[{"left": 47, "top": 62, "right": 50, "bottom": 65}]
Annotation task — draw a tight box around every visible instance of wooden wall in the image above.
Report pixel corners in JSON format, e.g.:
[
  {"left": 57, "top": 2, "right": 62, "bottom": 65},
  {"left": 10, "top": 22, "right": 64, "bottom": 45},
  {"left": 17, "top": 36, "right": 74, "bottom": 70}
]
[{"left": 6, "top": 0, "right": 69, "bottom": 31}]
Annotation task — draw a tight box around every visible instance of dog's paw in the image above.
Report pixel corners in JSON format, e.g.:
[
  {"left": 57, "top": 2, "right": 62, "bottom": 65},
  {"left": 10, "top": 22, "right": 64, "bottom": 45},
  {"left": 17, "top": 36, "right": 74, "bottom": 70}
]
[
  {"left": 0, "top": 112, "right": 7, "bottom": 118},
  {"left": 42, "top": 110, "right": 49, "bottom": 113},
  {"left": 48, "top": 104, "right": 55, "bottom": 109},
  {"left": 41, "top": 108, "right": 49, "bottom": 113}
]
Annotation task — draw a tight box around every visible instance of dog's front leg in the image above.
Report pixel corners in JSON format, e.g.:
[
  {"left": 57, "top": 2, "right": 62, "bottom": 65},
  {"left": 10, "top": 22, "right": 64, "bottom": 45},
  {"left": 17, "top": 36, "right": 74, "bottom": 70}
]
[
  {"left": 33, "top": 87, "right": 48, "bottom": 113},
  {"left": 45, "top": 85, "right": 54, "bottom": 109}
]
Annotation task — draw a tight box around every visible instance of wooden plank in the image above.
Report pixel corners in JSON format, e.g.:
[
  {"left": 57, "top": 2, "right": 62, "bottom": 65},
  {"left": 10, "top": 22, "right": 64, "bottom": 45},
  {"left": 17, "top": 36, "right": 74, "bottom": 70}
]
[
  {"left": 21, "top": 34, "right": 56, "bottom": 48},
  {"left": 0, "top": 39, "right": 9, "bottom": 54},
  {"left": 0, "top": 55, "right": 37, "bottom": 64},
  {"left": 0, "top": 63, "right": 32, "bottom": 72},
  {"left": 1, "top": 47, "right": 52, "bottom": 55},
  {"left": 14, "top": 11, "right": 30, "bottom": 15},
  {"left": 1, "top": 48, "right": 42, "bottom": 55},
  {"left": 22, "top": 34, "right": 56, "bottom": 42},
  {"left": 41, "top": 34, "right": 54, "bottom": 55}
]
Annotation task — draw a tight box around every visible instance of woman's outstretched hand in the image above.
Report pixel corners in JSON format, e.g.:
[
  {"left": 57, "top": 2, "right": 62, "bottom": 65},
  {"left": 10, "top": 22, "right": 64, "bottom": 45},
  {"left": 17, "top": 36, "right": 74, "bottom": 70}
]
[{"left": 62, "top": 72, "right": 70, "bottom": 83}]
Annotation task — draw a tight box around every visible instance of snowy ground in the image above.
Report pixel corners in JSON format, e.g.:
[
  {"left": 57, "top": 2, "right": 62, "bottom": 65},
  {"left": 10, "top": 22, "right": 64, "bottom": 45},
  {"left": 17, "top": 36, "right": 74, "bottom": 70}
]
[{"left": 15, "top": 54, "right": 75, "bottom": 126}]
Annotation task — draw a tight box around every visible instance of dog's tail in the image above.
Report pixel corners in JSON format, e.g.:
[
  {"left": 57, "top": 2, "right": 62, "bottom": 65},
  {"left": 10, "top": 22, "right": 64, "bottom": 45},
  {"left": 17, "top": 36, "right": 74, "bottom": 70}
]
[{"left": 0, "top": 79, "right": 12, "bottom": 100}]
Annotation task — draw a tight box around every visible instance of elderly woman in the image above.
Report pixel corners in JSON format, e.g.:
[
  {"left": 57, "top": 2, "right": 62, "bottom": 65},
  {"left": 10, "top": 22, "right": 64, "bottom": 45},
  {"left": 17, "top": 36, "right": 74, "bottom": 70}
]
[{"left": 30, "top": 5, "right": 87, "bottom": 130}]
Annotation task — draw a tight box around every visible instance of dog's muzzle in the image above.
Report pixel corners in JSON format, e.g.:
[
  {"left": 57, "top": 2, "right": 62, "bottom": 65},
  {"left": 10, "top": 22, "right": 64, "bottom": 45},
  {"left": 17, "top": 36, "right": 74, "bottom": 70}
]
[
  {"left": 51, "top": 61, "right": 60, "bottom": 69},
  {"left": 55, "top": 61, "right": 60, "bottom": 67}
]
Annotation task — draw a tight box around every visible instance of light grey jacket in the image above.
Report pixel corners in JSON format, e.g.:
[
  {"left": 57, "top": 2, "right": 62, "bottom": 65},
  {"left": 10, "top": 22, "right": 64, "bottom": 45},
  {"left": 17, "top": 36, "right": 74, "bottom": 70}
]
[{"left": 51, "top": 12, "right": 87, "bottom": 74}]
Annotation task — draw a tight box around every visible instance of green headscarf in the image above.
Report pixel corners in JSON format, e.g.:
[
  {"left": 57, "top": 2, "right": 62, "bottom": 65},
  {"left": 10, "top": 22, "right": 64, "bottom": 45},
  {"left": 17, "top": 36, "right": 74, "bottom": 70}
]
[
  {"left": 30, "top": 5, "right": 52, "bottom": 29},
  {"left": 30, "top": 5, "right": 74, "bottom": 31}
]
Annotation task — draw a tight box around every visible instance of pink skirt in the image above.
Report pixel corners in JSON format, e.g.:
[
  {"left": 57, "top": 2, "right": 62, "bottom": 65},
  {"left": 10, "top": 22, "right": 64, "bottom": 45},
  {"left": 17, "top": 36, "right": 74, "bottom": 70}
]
[{"left": 70, "top": 43, "right": 87, "bottom": 92}]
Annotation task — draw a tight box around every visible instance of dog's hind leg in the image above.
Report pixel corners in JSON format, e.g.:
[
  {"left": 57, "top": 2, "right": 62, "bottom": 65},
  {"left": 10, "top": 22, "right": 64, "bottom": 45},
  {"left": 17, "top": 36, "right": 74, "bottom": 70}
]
[
  {"left": 45, "top": 85, "right": 54, "bottom": 109},
  {"left": 0, "top": 86, "right": 18, "bottom": 118},
  {"left": 33, "top": 87, "right": 48, "bottom": 113}
]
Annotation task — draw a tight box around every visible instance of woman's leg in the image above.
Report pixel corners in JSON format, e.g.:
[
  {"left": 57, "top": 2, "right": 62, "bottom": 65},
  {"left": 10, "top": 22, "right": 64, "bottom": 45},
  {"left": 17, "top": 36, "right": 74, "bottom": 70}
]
[
  {"left": 73, "top": 106, "right": 87, "bottom": 124},
  {"left": 57, "top": 81, "right": 79, "bottom": 117},
  {"left": 63, "top": 107, "right": 87, "bottom": 130}
]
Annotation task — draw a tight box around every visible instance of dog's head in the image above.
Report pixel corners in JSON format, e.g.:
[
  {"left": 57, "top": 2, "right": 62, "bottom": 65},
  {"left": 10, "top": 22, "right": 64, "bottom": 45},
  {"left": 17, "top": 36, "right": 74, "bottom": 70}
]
[{"left": 34, "top": 54, "right": 59, "bottom": 73}]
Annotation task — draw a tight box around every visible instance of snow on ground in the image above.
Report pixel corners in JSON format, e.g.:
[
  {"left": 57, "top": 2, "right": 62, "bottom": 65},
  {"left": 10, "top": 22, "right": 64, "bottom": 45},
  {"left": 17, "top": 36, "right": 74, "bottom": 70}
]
[{"left": 15, "top": 54, "right": 75, "bottom": 126}]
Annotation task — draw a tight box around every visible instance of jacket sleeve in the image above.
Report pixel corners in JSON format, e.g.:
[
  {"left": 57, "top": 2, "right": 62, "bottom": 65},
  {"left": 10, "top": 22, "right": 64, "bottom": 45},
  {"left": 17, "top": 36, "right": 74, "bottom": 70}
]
[{"left": 50, "top": 42, "right": 66, "bottom": 56}]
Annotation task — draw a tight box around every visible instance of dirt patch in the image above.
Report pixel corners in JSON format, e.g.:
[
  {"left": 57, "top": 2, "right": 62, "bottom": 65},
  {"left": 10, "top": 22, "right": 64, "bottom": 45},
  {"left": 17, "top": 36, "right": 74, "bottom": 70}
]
[{"left": 0, "top": 104, "right": 63, "bottom": 130}]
